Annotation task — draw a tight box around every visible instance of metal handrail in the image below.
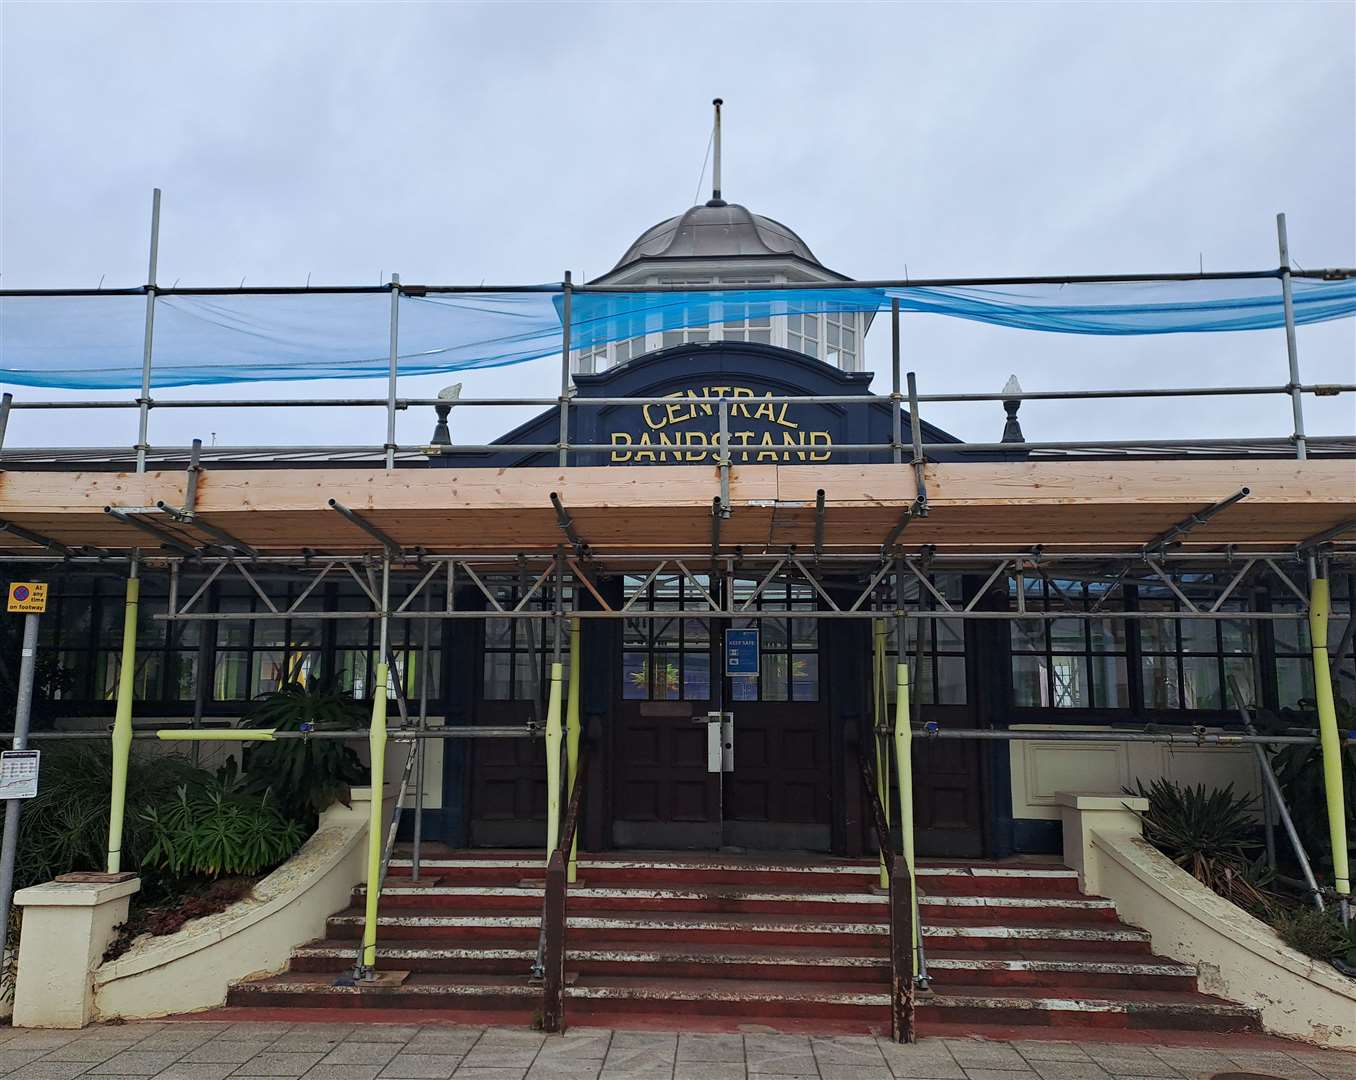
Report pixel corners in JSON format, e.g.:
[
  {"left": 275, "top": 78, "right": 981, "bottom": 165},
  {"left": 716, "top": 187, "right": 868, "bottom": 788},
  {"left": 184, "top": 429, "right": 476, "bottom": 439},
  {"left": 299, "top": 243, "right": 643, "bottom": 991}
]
[
  {"left": 859, "top": 752, "right": 916, "bottom": 1044},
  {"left": 539, "top": 744, "right": 590, "bottom": 1033}
]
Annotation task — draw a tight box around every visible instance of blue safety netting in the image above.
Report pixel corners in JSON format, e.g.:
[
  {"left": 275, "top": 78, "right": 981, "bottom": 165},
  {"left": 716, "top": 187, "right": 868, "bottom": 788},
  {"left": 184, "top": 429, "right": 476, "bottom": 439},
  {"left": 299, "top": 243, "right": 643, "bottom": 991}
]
[{"left": 2, "top": 276, "right": 1353, "bottom": 389}]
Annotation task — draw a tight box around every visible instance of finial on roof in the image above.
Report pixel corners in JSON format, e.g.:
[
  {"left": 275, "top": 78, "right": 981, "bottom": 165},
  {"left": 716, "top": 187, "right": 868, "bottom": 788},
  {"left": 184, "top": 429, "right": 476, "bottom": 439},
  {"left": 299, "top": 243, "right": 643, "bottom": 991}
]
[
  {"left": 1001, "top": 374, "right": 1025, "bottom": 444},
  {"left": 708, "top": 98, "right": 726, "bottom": 207}
]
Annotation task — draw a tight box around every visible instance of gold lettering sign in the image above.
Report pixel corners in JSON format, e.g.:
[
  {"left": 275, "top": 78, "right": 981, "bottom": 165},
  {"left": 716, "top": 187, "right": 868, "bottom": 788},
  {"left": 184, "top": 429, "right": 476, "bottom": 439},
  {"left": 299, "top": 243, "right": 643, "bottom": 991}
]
[{"left": 612, "top": 387, "right": 832, "bottom": 464}]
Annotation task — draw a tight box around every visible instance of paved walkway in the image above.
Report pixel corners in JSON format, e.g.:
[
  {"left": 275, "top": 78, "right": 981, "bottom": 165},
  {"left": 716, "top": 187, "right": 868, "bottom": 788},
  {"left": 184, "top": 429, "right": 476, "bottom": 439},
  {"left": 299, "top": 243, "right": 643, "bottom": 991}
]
[{"left": 0, "top": 1022, "right": 1350, "bottom": 1080}]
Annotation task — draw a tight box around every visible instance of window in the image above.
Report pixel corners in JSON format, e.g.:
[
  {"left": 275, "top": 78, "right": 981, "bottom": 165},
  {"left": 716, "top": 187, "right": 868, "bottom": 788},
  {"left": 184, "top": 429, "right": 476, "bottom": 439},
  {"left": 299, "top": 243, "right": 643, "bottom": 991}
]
[
  {"left": 1137, "top": 579, "right": 1257, "bottom": 711},
  {"left": 824, "top": 310, "right": 858, "bottom": 370},
  {"left": 612, "top": 335, "right": 648, "bottom": 364},
  {"left": 719, "top": 276, "right": 773, "bottom": 344},
  {"left": 786, "top": 313, "right": 819, "bottom": 359},
  {"left": 729, "top": 578, "right": 818, "bottom": 702},
  {"left": 1273, "top": 572, "right": 1354, "bottom": 710},
  {"left": 576, "top": 340, "right": 608, "bottom": 374},
  {"left": 660, "top": 277, "right": 712, "bottom": 350},
  {"left": 1011, "top": 578, "right": 1129, "bottom": 709},
  {"left": 882, "top": 573, "right": 967, "bottom": 705},
  {"left": 481, "top": 579, "right": 570, "bottom": 701},
  {"left": 621, "top": 573, "right": 711, "bottom": 700},
  {"left": 214, "top": 585, "right": 326, "bottom": 702}
]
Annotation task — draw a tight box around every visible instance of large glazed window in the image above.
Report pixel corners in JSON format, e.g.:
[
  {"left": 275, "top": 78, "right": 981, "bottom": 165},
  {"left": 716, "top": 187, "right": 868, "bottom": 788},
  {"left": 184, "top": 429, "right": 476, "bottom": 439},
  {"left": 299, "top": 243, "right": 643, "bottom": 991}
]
[
  {"left": 620, "top": 572, "right": 711, "bottom": 701},
  {"left": 481, "top": 579, "right": 569, "bottom": 702},
  {"left": 1010, "top": 578, "right": 1130, "bottom": 709},
  {"left": 729, "top": 578, "right": 819, "bottom": 702},
  {"left": 882, "top": 573, "right": 967, "bottom": 706}
]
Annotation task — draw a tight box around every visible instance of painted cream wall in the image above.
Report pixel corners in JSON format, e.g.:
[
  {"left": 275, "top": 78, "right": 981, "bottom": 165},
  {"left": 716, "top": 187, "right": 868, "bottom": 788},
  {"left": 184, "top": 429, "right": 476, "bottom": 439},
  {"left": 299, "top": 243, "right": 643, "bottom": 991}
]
[
  {"left": 1011, "top": 723, "right": 1262, "bottom": 822},
  {"left": 90, "top": 786, "right": 390, "bottom": 1020},
  {"left": 1059, "top": 794, "right": 1356, "bottom": 1049}
]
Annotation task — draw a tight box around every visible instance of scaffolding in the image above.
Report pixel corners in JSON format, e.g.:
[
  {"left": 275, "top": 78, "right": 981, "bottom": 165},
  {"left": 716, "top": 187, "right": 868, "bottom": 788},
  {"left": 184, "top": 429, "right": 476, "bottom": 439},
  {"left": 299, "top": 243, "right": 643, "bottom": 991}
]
[{"left": 0, "top": 197, "right": 1353, "bottom": 1033}]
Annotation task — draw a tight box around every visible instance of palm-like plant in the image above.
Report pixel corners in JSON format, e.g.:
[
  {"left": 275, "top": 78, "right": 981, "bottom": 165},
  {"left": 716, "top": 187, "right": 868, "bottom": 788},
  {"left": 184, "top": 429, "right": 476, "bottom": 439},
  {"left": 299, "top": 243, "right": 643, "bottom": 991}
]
[{"left": 241, "top": 679, "right": 368, "bottom": 824}]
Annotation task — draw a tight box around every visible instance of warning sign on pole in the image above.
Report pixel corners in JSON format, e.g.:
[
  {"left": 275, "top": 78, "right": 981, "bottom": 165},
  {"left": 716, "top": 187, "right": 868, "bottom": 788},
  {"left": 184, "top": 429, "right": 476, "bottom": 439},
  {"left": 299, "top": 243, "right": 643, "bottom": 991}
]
[
  {"left": 0, "top": 750, "right": 40, "bottom": 800},
  {"left": 7, "top": 582, "right": 48, "bottom": 614}
]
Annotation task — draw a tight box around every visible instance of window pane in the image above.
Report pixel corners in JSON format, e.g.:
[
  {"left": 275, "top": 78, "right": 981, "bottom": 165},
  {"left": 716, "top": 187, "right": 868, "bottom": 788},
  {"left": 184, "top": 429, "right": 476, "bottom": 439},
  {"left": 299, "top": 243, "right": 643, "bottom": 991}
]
[
  {"left": 1223, "top": 657, "right": 1257, "bottom": 709},
  {"left": 791, "top": 653, "right": 819, "bottom": 701},
  {"left": 1220, "top": 620, "right": 1253, "bottom": 654},
  {"left": 214, "top": 651, "right": 250, "bottom": 701},
  {"left": 1142, "top": 655, "right": 1180, "bottom": 709},
  {"left": 1050, "top": 655, "right": 1089, "bottom": 707},
  {"left": 1091, "top": 655, "right": 1129, "bottom": 708},
  {"left": 1012, "top": 655, "right": 1047, "bottom": 707},
  {"left": 653, "top": 651, "right": 681, "bottom": 701},
  {"left": 1010, "top": 619, "right": 1044, "bottom": 652},
  {"left": 484, "top": 651, "right": 512, "bottom": 701},
  {"left": 1088, "top": 618, "right": 1126, "bottom": 652},
  {"left": 251, "top": 650, "right": 286, "bottom": 696},
  {"left": 936, "top": 655, "right": 966, "bottom": 704},
  {"left": 335, "top": 649, "right": 369, "bottom": 698},
  {"left": 683, "top": 651, "right": 711, "bottom": 701},
  {"left": 1180, "top": 620, "right": 1216, "bottom": 653},
  {"left": 761, "top": 653, "right": 789, "bottom": 701},
  {"left": 1139, "top": 614, "right": 1176, "bottom": 654},
  {"left": 1181, "top": 656, "right": 1220, "bottom": 709},
  {"left": 1050, "top": 618, "right": 1084, "bottom": 652},
  {"left": 731, "top": 675, "right": 758, "bottom": 701},
  {"left": 1276, "top": 658, "right": 1313, "bottom": 708},
  {"left": 622, "top": 651, "right": 647, "bottom": 700}
]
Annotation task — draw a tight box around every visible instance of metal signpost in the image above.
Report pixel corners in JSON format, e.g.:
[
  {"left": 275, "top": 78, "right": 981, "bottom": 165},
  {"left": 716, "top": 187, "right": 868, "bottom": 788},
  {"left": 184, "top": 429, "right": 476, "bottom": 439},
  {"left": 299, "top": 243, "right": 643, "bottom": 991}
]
[{"left": 0, "top": 581, "right": 46, "bottom": 982}]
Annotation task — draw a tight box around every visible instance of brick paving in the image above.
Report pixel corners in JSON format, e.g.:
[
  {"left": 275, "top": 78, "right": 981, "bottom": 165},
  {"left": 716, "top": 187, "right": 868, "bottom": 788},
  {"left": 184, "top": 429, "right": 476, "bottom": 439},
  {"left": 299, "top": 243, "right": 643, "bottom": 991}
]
[{"left": 0, "top": 1022, "right": 1349, "bottom": 1080}]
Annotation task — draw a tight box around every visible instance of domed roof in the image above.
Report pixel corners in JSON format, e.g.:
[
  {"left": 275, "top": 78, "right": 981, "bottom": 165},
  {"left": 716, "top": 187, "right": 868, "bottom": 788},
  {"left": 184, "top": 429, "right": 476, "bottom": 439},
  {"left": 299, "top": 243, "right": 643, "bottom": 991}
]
[{"left": 611, "top": 199, "right": 825, "bottom": 273}]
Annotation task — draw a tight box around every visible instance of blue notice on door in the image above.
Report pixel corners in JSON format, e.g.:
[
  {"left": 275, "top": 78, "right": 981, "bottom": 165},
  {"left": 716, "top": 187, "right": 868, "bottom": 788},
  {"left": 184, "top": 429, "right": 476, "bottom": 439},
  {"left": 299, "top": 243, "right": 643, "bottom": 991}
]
[{"left": 724, "top": 628, "right": 760, "bottom": 676}]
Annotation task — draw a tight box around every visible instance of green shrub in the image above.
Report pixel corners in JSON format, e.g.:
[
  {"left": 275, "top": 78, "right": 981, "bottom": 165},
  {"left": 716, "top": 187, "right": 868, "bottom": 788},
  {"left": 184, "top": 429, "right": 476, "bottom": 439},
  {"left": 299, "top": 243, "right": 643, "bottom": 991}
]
[
  {"left": 241, "top": 680, "right": 368, "bottom": 823},
  {"left": 1130, "top": 778, "right": 1278, "bottom": 916},
  {"left": 138, "top": 768, "right": 304, "bottom": 878},
  {"left": 1265, "top": 689, "right": 1356, "bottom": 874},
  {"left": 1276, "top": 906, "right": 1356, "bottom": 967},
  {"left": 2, "top": 742, "right": 208, "bottom": 892}
]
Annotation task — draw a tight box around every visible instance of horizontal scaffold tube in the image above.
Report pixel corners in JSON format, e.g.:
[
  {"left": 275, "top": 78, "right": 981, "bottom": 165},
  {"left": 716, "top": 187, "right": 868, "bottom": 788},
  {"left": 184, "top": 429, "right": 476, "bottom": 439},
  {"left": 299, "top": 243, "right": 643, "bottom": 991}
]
[{"left": 0, "top": 727, "right": 1341, "bottom": 746}]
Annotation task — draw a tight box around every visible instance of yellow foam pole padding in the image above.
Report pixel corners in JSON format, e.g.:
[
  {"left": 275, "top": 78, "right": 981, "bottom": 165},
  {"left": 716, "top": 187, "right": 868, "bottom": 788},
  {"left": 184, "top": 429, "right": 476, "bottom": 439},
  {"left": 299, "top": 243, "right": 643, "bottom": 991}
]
[
  {"left": 893, "top": 661, "right": 919, "bottom": 976},
  {"left": 361, "top": 663, "right": 390, "bottom": 969},
  {"left": 566, "top": 619, "right": 582, "bottom": 884},
  {"left": 545, "top": 661, "right": 564, "bottom": 862},
  {"left": 873, "top": 619, "right": 888, "bottom": 889},
  {"left": 106, "top": 576, "right": 140, "bottom": 874},
  {"left": 1309, "top": 578, "right": 1351, "bottom": 897},
  {"left": 155, "top": 728, "right": 276, "bottom": 742}
]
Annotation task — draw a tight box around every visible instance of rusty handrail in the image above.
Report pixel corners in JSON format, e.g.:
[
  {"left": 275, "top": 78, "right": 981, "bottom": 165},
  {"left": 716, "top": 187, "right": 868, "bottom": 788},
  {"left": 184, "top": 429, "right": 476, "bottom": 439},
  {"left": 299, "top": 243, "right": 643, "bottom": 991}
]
[
  {"left": 540, "top": 744, "right": 589, "bottom": 1032},
  {"left": 860, "top": 752, "right": 916, "bottom": 1044}
]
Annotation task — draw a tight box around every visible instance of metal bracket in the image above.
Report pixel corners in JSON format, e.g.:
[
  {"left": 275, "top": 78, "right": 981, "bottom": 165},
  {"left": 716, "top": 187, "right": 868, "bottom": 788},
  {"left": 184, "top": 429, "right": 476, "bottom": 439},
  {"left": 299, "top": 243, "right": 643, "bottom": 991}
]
[
  {"left": 156, "top": 501, "right": 259, "bottom": 558},
  {"left": 1142, "top": 487, "right": 1250, "bottom": 557},
  {"left": 549, "top": 492, "right": 591, "bottom": 560},
  {"left": 329, "top": 498, "right": 404, "bottom": 555},
  {"left": 104, "top": 506, "right": 200, "bottom": 558},
  {"left": 1296, "top": 518, "right": 1356, "bottom": 557},
  {"left": 0, "top": 516, "right": 72, "bottom": 557},
  {"left": 882, "top": 497, "right": 926, "bottom": 555},
  {"left": 813, "top": 488, "right": 826, "bottom": 561}
]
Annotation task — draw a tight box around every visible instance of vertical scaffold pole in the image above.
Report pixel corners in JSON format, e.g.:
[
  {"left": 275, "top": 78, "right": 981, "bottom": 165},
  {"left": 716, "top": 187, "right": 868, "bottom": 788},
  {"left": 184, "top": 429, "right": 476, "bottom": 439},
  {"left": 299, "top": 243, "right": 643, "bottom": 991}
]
[
  {"left": 1276, "top": 214, "right": 1307, "bottom": 462},
  {"left": 566, "top": 616, "right": 582, "bottom": 883},
  {"left": 385, "top": 274, "right": 400, "bottom": 472},
  {"left": 411, "top": 581, "right": 431, "bottom": 882},
  {"left": 135, "top": 189, "right": 161, "bottom": 474},
  {"left": 559, "top": 271, "right": 573, "bottom": 467},
  {"left": 0, "top": 609, "right": 41, "bottom": 975},
  {"left": 872, "top": 619, "right": 889, "bottom": 889},
  {"left": 360, "top": 557, "right": 392, "bottom": 972},
  {"left": 106, "top": 561, "right": 140, "bottom": 873},
  {"left": 1309, "top": 576, "right": 1351, "bottom": 912},
  {"left": 890, "top": 299, "right": 903, "bottom": 465},
  {"left": 545, "top": 665, "right": 564, "bottom": 858},
  {"left": 892, "top": 661, "right": 917, "bottom": 977}
]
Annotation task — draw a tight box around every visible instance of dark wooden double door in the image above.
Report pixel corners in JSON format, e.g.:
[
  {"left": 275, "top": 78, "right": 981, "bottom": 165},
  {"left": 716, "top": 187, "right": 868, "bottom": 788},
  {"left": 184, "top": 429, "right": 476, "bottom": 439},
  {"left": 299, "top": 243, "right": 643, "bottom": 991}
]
[{"left": 611, "top": 695, "right": 832, "bottom": 851}]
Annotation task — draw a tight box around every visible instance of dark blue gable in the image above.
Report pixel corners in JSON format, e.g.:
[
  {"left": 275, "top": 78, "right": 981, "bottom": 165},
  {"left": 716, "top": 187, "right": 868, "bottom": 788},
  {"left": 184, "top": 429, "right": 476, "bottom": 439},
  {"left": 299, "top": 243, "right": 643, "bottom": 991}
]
[{"left": 443, "top": 341, "right": 972, "bottom": 469}]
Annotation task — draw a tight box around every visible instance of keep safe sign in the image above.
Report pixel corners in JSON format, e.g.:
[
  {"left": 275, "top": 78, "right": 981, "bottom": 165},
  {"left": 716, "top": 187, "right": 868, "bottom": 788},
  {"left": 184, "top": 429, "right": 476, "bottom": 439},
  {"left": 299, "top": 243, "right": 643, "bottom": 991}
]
[{"left": 6, "top": 582, "right": 47, "bottom": 614}]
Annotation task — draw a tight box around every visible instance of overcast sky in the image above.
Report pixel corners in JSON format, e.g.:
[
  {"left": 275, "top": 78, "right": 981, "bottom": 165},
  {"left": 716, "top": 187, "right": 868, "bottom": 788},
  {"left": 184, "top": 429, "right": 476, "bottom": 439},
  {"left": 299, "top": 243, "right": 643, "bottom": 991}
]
[{"left": 2, "top": 1, "right": 1353, "bottom": 452}]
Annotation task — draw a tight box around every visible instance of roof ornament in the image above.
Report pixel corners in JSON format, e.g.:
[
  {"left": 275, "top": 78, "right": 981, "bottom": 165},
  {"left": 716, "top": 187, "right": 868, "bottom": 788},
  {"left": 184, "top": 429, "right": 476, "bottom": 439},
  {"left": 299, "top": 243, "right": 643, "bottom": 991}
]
[
  {"left": 1001, "top": 374, "right": 1026, "bottom": 444},
  {"left": 708, "top": 98, "right": 726, "bottom": 208}
]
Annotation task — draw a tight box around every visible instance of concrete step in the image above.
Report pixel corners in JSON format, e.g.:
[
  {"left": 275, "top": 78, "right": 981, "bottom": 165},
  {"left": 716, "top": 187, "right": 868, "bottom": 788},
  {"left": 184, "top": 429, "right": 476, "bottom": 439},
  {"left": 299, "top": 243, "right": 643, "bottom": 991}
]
[
  {"left": 916, "top": 985, "right": 1262, "bottom": 1033},
  {"left": 385, "top": 856, "right": 1084, "bottom": 896},
  {"left": 359, "top": 882, "right": 1117, "bottom": 922},
  {"left": 290, "top": 939, "right": 1196, "bottom": 991},
  {"left": 325, "top": 907, "right": 1154, "bottom": 953}
]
